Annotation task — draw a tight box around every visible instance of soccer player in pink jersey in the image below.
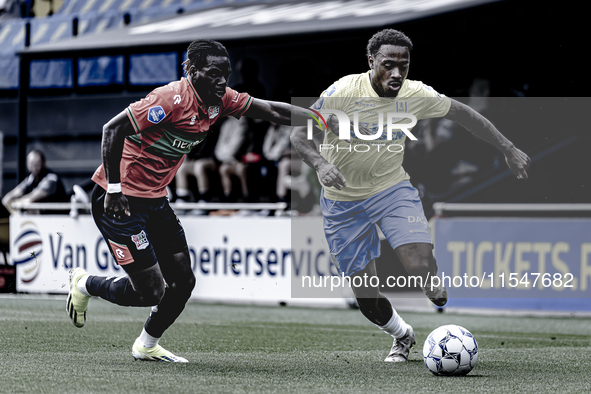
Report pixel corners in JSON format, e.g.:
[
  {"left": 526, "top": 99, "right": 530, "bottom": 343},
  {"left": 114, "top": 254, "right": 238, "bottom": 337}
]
[{"left": 66, "top": 40, "right": 314, "bottom": 362}]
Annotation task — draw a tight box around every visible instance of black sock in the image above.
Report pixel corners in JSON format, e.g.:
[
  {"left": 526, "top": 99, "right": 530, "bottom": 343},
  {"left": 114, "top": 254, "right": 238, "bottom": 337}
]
[
  {"left": 143, "top": 279, "right": 194, "bottom": 338},
  {"left": 87, "top": 276, "right": 145, "bottom": 307}
]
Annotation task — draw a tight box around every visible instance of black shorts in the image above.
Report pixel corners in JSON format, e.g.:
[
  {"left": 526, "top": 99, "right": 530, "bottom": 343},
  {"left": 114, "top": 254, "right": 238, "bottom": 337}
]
[{"left": 91, "top": 184, "right": 188, "bottom": 273}]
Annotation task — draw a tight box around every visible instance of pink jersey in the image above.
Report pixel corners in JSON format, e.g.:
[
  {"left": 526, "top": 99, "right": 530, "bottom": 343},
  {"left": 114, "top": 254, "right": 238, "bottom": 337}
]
[{"left": 92, "top": 77, "right": 253, "bottom": 198}]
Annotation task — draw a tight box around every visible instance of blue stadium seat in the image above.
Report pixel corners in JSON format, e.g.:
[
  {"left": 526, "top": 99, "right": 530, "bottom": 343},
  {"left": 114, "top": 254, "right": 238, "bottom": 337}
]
[
  {"left": 0, "top": 18, "right": 26, "bottom": 52},
  {"left": 78, "top": 55, "right": 124, "bottom": 87},
  {"left": 0, "top": 19, "right": 25, "bottom": 89},
  {"left": 0, "top": 54, "right": 19, "bottom": 89},
  {"left": 129, "top": 52, "right": 179, "bottom": 85},
  {"left": 29, "top": 14, "right": 72, "bottom": 46},
  {"left": 0, "top": 0, "right": 288, "bottom": 91},
  {"left": 30, "top": 58, "right": 73, "bottom": 88},
  {"left": 77, "top": 9, "right": 124, "bottom": 36}
]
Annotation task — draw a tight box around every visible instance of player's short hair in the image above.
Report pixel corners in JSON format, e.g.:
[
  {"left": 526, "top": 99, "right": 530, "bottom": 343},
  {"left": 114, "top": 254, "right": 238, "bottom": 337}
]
[
  {"left": 366, "top": 29, "right": 413, "bottom": 57},
  {"left": 183, "top": 40, "right": 229, "bottom": 75}
]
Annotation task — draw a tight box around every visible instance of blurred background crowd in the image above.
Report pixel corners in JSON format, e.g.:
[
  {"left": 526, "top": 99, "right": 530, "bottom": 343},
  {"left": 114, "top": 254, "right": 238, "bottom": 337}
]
[{"left": 0, "top": 0, "right": 588, "bottom": 219}]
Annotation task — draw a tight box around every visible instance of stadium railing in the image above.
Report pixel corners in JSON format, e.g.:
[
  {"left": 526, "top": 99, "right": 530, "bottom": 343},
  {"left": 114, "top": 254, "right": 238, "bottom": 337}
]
[
  {"left": 9, "top": 201, "right": 288, "bottom": 215},
  {"left": 432, "top": 203, "right": 591, "bottom": 217}
]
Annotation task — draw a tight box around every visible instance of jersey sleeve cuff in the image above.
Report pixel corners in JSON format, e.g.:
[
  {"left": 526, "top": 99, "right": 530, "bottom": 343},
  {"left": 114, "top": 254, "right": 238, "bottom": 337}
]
[
  {"left": 235, "top": 96, "right": 254, "bottom": 119},
  {"left": 126, "top": 107, "right": 141, "bottom": 134}
]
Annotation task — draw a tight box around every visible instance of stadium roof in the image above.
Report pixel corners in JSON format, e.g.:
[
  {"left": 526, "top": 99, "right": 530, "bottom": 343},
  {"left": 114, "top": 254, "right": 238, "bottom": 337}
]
[{"left": 20, "top": 0, "right": 500, "bottom": 56}]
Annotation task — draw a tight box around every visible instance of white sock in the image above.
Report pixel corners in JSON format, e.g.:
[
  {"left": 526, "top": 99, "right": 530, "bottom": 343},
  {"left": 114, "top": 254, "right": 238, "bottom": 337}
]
[
  {"left": 138, "top": 328, "right": 159, "bottom": 348},
  {"left": 76, "top": 275, "right": 91, "bottom": 297},
  {"left": 377, "top": 308, "right": 410, "bottom": 339}
]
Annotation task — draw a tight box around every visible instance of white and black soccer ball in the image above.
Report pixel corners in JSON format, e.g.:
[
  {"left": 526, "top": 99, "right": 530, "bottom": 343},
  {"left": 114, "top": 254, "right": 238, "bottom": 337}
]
[{"left": 422, "top": 324, "right": 478, "bottom": 376}]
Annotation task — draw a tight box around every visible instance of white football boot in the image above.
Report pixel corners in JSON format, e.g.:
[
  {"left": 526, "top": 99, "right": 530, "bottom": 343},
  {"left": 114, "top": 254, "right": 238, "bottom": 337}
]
[
  {"left": 384, "top": 326, "right": 416, "bottom": 362},
  {"left": 132, "top": 339, "right": 188, "bottom": 363}
]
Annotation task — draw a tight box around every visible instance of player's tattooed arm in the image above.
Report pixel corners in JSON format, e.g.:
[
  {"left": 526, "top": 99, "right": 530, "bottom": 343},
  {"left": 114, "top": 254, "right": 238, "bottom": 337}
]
[
  {"left": 444, "top": 98, "right": 531, "bottom": 180},
  {"left": 290, "top": 126, "right": 347, "bottom": 190},
  {"left": 101, "top": 110, "right": 136, "bottom": 217}
]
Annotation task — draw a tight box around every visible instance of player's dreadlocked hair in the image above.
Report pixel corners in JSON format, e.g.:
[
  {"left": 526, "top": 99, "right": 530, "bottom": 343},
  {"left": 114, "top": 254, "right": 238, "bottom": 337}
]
[
  {"left": 183, "top": 40, "right": 229, "bottom": 75},
  {"left": 366, "top": 29, "right": 413, "bottom": 58}
]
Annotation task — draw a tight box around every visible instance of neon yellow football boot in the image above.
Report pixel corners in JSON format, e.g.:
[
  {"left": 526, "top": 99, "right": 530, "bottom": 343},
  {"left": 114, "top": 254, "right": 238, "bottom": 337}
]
[
  {"left": 66, "top": 267, "right": 91, "bottom": 328},
  {"left": 132, "top": 339, "right": 188, "bottom": 363}
]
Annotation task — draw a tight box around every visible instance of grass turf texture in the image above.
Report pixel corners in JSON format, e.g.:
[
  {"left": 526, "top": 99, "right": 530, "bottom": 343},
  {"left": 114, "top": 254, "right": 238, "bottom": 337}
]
[{"left": 1, "top": 297, "right": 590, "bottom": 393}]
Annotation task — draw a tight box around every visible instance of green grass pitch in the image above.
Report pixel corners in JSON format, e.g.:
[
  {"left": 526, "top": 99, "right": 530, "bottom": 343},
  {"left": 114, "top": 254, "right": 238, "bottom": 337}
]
[{"left": 1, "top": 296, "right": 590, "bottom": 393}]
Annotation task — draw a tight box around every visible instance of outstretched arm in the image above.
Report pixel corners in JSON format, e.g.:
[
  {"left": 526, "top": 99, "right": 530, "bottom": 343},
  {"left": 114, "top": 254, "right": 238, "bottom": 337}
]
[
  {"left": 290, "top": 125, "right": 347, "bottom": 190},
  {"left": 243, "top": 98, "right": 316, "bottom": 127},
  {"left": 248, "top": 98, "right": 374, "bottom": 189},
  {"left": 444, "top": 98, "right": 530, "bottom": 179},
  {"left": 101, "top": 110, "right": 136, "bottom": 217},
  {"left": 244, "top": 98, "right": 346, "bottom": 189}
]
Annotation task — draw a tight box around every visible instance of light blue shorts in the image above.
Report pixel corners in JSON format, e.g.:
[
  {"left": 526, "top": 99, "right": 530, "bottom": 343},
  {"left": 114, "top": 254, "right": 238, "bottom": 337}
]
[{"left": 321, "top": 181, "right": 432, "bottom": 277}]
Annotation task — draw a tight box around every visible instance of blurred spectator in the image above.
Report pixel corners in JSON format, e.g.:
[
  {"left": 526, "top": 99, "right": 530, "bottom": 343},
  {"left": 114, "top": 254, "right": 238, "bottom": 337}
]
[
  {"left": 178, "top": 56, "right": 269, "bottom": 204},
  {"left": 284, "top": 153, "right": 322, "bottom": 215},
  {"left": 174, "top": 122, "right": 221, "bottom": 203},
  {"left": 284, "top": 131, "right": 323, "bottom": 215},
  {"left": 174, "top": 57, "right": 267, "bottom": 205},
  {"left": 2, "top": 149, "right": 67, "bottom": 214},
  {"left": 217, "top": 116, "right": 250, "bottom": 201},
  {"left": 68, "top": 184, "right": 91, "bottom": 218},
  {"left": 174, "top": 117, "right": 249, "bottom": 204},
  {"left": 262, "top": 122, "right": 291, "bottom": 202},
  {"left": 175, "top": 114, "right": 269, "bottom": 206}
]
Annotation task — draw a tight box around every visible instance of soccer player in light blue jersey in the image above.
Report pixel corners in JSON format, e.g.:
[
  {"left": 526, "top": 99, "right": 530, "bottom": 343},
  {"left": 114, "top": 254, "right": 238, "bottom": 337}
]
[{"left": 291, "top": 29, "right": 530, "bottom": 362}]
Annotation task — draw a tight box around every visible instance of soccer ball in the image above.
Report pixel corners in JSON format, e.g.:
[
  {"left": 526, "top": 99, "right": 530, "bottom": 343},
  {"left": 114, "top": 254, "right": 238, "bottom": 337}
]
[{"left": 422, "top": 324, "right": 478, "bottom": 376}]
